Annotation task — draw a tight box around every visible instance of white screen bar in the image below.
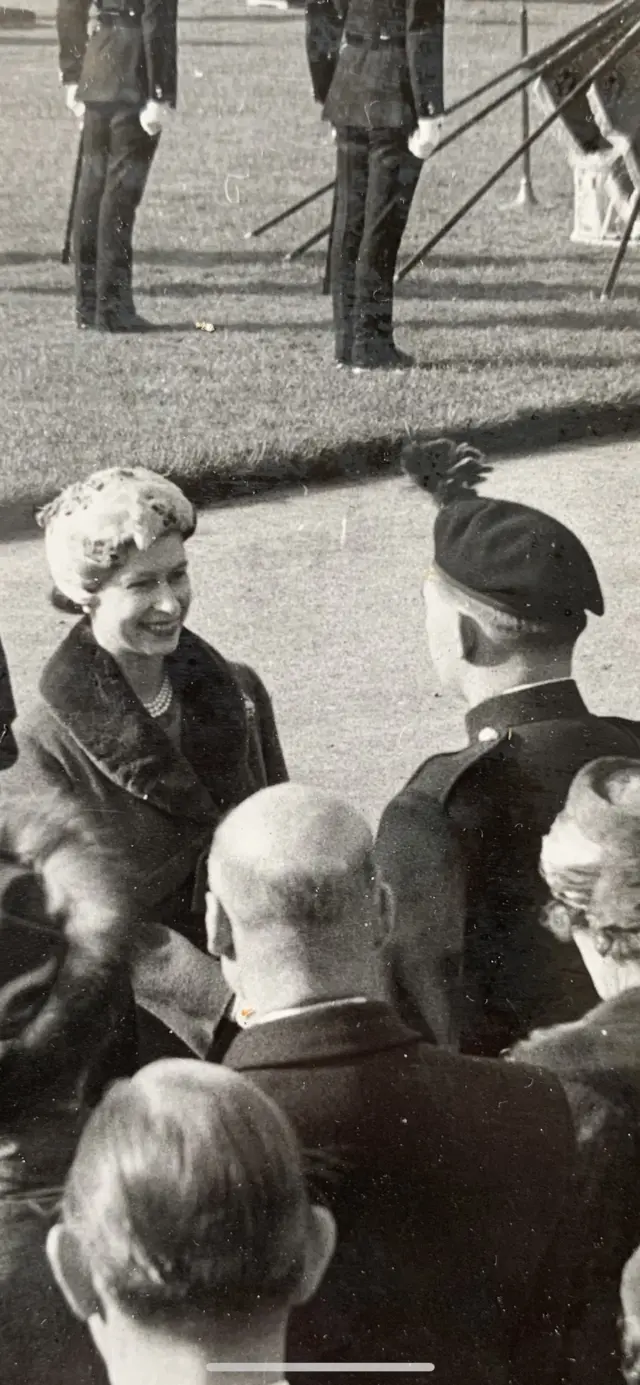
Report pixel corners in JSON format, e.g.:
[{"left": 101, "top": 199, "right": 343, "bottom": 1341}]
[{"left": 206, "top": 1367, "right": 435, "bottom": 1373}]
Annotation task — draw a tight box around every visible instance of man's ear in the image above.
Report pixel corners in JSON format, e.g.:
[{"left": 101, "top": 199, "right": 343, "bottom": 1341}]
[
  {"left": 458, "top": 613, "right": 479, "bottom": 665},
  {"left": 46, "top": 1224, "right": 100, "bottom": 1323},
  {"left": 372, "top": 875, "right": 395, "bottom": 949},
  {"left": 293, "top": 1205, "right": 336, "bottom": 1306},
  {"left": 205, "top": 885, "right": 234, "bottom": 961}
]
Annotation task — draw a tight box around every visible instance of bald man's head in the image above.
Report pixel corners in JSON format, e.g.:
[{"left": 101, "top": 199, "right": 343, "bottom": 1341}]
[{"left": 206, "top": 785, "right": 391, "bottom": 1013}]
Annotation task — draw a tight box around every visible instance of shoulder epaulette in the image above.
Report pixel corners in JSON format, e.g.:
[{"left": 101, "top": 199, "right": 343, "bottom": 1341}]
[{"left": 402, "top": 731, "right": 510, "bottom": 810}]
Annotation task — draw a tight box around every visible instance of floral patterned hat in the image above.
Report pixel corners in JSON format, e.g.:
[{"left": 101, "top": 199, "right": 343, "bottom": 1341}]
[{"left": 37, "top": 467, "right": 196, "bottom": 606}]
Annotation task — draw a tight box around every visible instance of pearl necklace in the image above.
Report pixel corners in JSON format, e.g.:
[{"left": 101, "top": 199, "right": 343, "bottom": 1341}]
[{"left": 142, "top": 672, "right": 173, "bottom": 719}]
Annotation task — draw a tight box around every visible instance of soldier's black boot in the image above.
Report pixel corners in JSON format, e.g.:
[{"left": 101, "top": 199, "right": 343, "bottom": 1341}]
[
  {"left": 74, "top": 256, "right": 98, "bottom": 329},
  {"left": 96, "top": 267, "right": 154, "bottom": 333}
]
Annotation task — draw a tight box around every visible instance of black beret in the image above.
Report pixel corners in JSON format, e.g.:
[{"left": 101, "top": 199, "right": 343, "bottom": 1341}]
[
  {"left": 433, "top": 496, "right": 604, "bottom": 625},
  {"left": 401, "top": 435, "right": 604, "bottom": 626}
]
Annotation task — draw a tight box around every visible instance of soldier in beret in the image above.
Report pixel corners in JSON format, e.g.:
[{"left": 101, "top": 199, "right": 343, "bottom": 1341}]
[
  {"left": 376, "top": 440, "right": 640, "bottom": 1057},
  {"left": 305, "top": 0, "right": 445, "bottom": 371},
  {"left": 57, "top": 0, "right": 177, "bottom": 331}
]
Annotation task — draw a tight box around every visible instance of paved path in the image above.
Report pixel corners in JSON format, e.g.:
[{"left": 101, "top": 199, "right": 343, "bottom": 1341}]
[{"left": 2, "top": 438, "right": 639, "bottom": 824}]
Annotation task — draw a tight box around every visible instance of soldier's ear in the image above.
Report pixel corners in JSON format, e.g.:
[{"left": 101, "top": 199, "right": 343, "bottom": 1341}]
[
  {"left": 459, "top": 613, "right": 479, "bottom": 664},
  {"left": 46, "top": 1224, "right": 100, "bottom": 1323},
  {"left": 375, "top": 877, "right": 395, "bottom": 946}
]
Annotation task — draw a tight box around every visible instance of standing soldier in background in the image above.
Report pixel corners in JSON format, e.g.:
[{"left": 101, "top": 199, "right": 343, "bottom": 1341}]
[
  {"left": 57, "top": 0, "right": 177, "bottom": 331},
  {"left": 305, "top": 0, "right": 445, "bottom": 372}
]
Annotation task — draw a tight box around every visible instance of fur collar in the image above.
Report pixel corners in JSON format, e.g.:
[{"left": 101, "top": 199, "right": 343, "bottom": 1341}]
[
  {"left": 40, "top": 620, "right": 251, "bottom": 824},
  {"left": 510, "top": 987, "right": 640, "bottom": 1084}
]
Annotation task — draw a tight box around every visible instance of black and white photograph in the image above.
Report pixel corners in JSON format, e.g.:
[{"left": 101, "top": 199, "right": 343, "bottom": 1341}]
[{"left": 2, "top": 0, "right": 640, "bottom": 1381}]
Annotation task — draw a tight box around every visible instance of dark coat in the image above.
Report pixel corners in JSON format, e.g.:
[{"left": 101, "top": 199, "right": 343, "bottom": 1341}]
[
  {"left": 57, "top": 0, "right": 177, "bottom": 108},
  {"left": 223, "top": 998, "right": 578, "bottom": 1385},
  {"left": 3, "top": 620, "right": 287, "bottom": 1055},
  {"left": 0, "top": 850, "right": 135, "bottom": 1385},
  {"left": 306, "top": 0, "right": 445, "bottom": 130},
  {"left": 376, "top": 680, "right": 640, "bottom": 1056},
  {"left": 509, "top": 987, "right": 640, "bottom": 1385}
]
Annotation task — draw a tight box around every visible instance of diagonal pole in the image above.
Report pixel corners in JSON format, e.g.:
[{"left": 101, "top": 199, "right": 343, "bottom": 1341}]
[
  {"left": 600, "top": 187, "right": 640, "bottom": 299},
  {"left": 284, "top": 222, "right": 331, "bottom": 261},
  {"left": 422, "top": 0, "right": 639, "bottom": 169},
  {"left": 395, "top": 11, "right": 640, "bottom": 282},
  {"left": 444, "top": 0, "right": 632, "bottom": 118},
  {"left": 245, "top": 179, "right": 334, "bottom": 240}
]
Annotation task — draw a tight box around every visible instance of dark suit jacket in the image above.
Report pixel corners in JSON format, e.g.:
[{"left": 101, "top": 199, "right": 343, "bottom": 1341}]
[
  {"left": 510, "top": 987, "right": 640, "bottom": 1385},
  {"left": 58, "top": 0, "right": 177, "bottom": 108},
  {"left": 224, "top": 999, "right": 577, "bottom": 1385},
  {"left": 376, "top": 680, "right": 640, "bottom": 1057},
  {"left": 306, "top": 0, "right": 445, "bottom": 129}
]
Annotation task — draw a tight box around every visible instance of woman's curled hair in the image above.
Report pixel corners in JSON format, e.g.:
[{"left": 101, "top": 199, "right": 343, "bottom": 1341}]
[{"left": 543, "top": 855, "right": 640, "bottom": 962}]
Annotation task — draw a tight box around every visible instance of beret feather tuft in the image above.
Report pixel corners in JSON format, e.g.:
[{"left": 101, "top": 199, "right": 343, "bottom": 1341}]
[{"left": 401, "top": 433, "right": 493, "bottom": 507}]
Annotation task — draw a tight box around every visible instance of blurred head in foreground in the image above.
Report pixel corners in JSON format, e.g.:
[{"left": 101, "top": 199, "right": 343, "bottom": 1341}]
[
  {"left": 206, "top": 783, "right": 394, "bottom": 1021},
  {"left": 47, "top": 1061, "right": 335, "bottom": 1385},
  {"left": 540, "top": 757, "right": 640, "bottom": 1000}
]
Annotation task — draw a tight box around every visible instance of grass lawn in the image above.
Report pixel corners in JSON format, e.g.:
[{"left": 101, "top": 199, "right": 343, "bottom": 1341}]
[{"left": 1, "top": 0, "right": 640, "bottom": 515}]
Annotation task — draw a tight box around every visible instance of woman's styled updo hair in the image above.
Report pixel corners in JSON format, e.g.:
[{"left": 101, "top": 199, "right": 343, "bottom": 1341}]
[
  {"left": 541, "top": 757, "right": 640, "bottom": 962},
  {"left": 37, "top": 467, "right": 196, "bottom": 610}
]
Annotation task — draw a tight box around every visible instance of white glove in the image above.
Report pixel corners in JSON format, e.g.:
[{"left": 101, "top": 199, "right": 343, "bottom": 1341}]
[
  {"left": 408, "top": 115, "right": 444, "bottom": 161},
  {"left": 64, "top": 82, "right": 85, "bottom": 122},
  {"left": 139, "top": 99, "right": 170, "bottom": 137}
]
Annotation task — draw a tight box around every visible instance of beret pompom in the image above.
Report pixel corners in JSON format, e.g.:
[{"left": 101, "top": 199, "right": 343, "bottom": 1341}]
[{"left": 401, "top": 433, "right": 492, "bottom": 506}]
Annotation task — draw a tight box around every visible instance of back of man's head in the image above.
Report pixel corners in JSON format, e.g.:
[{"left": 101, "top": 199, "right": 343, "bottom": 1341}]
[
  {"left": 206, "top": 785, "right": 389, "bottom": 1012},
  {"left": 48, "top": 1061, "right": 333, "bottom": 1331}
]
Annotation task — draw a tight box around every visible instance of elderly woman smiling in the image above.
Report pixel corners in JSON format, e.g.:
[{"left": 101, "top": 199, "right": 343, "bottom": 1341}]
[{"left": 5, "top": 467, "right": 287, "bottom": 1061}]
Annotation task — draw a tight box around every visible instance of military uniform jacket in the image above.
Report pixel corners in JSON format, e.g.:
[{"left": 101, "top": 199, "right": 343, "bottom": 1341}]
[
  {"left": 375, "top": 680, "right": 640, "bottom": 1057},
  {"left": 57, "top": 0, "right": 177, "bottom": 108},
  {"left": 305, "top": 0, "right": 445, "bottom": 129}
]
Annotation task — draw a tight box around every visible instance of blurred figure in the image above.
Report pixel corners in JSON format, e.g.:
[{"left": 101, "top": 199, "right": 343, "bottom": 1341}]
[
  {"left": 306, "top": 0, "right": 445, "bottom": 371},
  {"left": 376, "top": 438, "right": 640, "bottom": 1055},
  {"left": 46, "top": 1061, "right": 335, "bottom": 1385},
  {"left": 57, "top": 0, "right": 176, "bottom": 330},
  {"left": 510, "top": 758, "right": 640, "bottom": 1385},
  {"left": 0, "top": 799, "right": 137, "bottom": 1385},
  {"left": 4, "top": 467, "right": 287, "bottom": 1064},
  {"left": 206, "top": 782, "right": 582, "bottom": 1385},
  {"left": 0, "top": 635, "right": 17, "bottom": 771},
  {"left": 623, "top": 1248, "right": 640, "bottom": 1385}
]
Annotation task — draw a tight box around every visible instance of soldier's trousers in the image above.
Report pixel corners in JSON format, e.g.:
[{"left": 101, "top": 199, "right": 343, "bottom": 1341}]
[
  {"left": 73, "top": 104, "right": 159, "bottom": 326},
  {"left": 330, "top": 128, "right": 422, "bottom": 363}
]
